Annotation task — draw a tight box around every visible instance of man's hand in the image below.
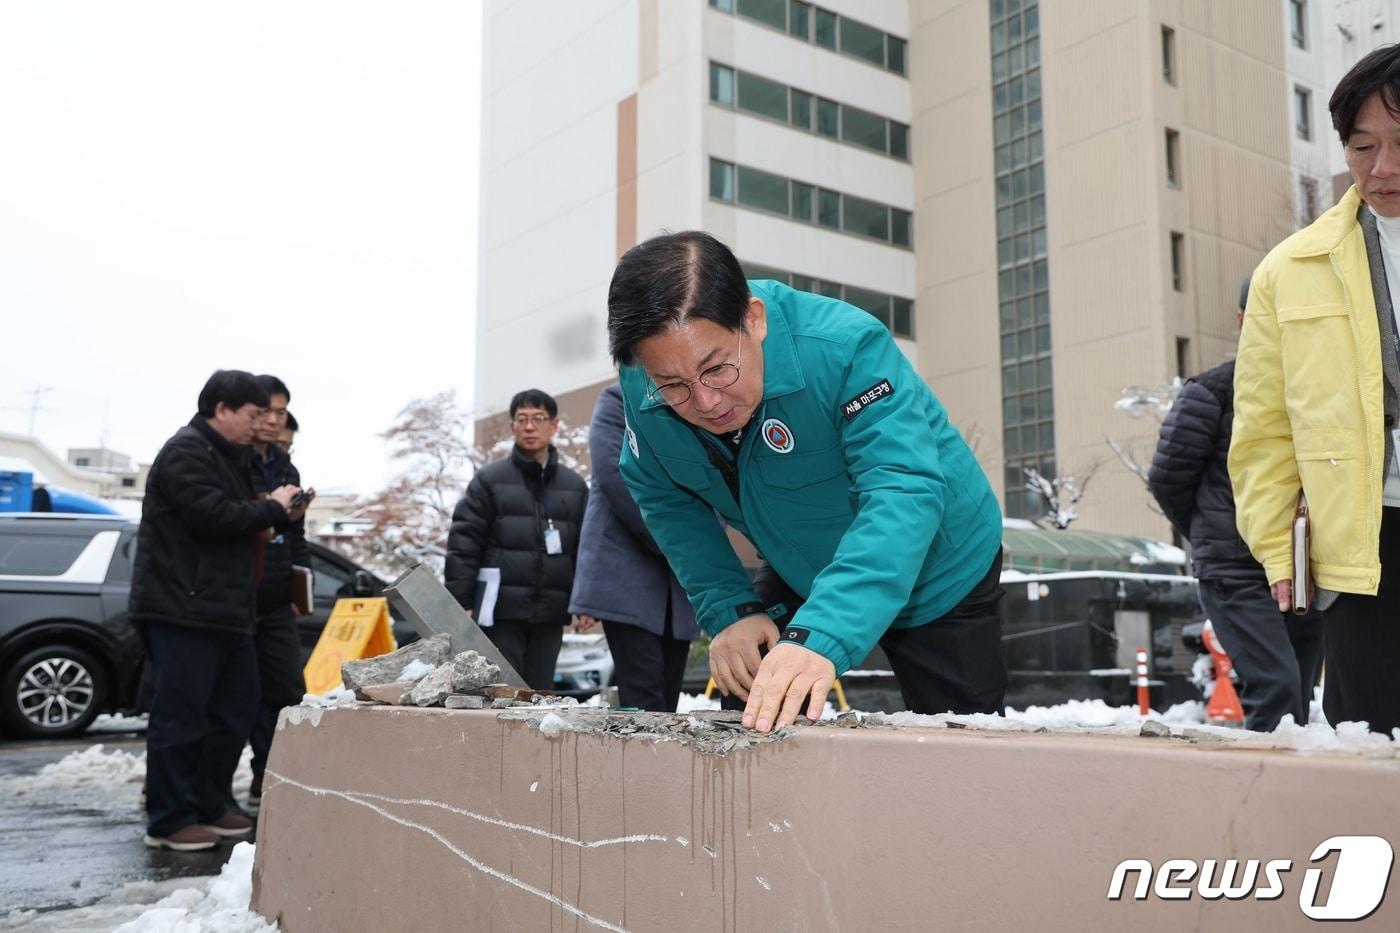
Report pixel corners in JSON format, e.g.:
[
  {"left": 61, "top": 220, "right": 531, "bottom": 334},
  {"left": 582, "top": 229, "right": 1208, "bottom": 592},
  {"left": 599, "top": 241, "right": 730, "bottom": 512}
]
[
  {"left": 743, "top": 644, "right": 836, "bottom": 734},
  {"left": 571, "top": 614, "right": 599, "bottom": 633},
  {"left": 1270, "top": 579, "right": 1315, "bottom": 613},
  {"left": 270, "top": 485, "right": 300, "bottom": 511},
  {"left": 709, "top": 614, "right": 779, "bottom": 700}
]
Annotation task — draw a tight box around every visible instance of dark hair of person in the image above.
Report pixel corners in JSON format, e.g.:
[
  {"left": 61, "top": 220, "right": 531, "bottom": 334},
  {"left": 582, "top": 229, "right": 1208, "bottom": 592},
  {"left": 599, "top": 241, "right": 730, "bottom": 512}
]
[
  {"left": 607, "top": 231, "right": 751, "bottom": 366},
  {"left": 285, "top": 411, "right": 299, "bottom": 432},
  {"left": 509, "top": 389, "right": 558, "bottom": 419},
  {"left": 196, "top": 370, "right": 269, "bottom": 418},
  {"left": 1330, "top": 44, "right": 1400, "bottom": 143},
  {"left": 255, "top": 374, "right": 291, "bottom": 402},
  {"left": 1238, "top": 274, "right": 1252, "bottom": 312}
]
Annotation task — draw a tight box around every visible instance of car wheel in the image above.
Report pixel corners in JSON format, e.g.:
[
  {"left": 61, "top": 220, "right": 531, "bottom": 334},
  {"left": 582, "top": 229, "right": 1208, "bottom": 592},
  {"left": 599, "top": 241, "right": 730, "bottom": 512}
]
[{"left": 1, "top": 645, "right": 108, "bottom": 739}]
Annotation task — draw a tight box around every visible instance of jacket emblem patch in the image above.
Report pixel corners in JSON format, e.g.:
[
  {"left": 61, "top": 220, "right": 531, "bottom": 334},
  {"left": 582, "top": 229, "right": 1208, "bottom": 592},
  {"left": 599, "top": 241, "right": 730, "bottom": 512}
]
[
  {"left": 761, "top": 418, "right": 795, "bottom": 453},
  {"left": 625, "top": 419, "right": 639, "bottom": 458},
  {"left": 841, "top": 379, "right": 894, "bottom": 420}
]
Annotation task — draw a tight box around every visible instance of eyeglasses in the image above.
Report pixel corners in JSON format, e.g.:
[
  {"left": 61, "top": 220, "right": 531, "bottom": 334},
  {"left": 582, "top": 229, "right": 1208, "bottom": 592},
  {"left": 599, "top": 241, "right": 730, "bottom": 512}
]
[
  {"left": 513, "top": 413, "right": 554, "bottom": 426},
  {"left": 647, "top": 333, "right": 743, "bottom": 407}
]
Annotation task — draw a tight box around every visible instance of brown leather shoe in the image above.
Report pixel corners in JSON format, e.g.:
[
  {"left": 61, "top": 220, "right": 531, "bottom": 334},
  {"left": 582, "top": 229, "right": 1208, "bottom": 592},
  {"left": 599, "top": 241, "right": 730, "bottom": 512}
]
[
  {"left": 144, "top": 824, "right": 220, "bottom": 851},
  {"left": 197, "top": 811, "right": 254, "bottom": 838}
]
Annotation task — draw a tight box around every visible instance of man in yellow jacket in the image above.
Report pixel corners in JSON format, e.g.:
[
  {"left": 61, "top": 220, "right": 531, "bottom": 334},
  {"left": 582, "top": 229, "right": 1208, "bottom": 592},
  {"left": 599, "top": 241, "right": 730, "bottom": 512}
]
[{"left": 1230, "top": 45, "right": 1400, "bottom": 736}]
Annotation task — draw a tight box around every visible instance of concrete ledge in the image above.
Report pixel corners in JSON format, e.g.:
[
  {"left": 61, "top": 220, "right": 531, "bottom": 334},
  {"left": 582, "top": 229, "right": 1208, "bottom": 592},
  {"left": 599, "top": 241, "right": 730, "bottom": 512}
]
[{"left": 251, "top": 706, "right": 1400, "bottom": 931}]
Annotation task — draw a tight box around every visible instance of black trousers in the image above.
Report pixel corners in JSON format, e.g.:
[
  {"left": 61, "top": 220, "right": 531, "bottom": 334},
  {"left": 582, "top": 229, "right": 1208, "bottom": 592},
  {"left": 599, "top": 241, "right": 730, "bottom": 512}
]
[
  {"left": 144, "top": 621, "right": 259, "bottom": 837},
  {"left": 1322, "top": 506, "right": 1400, "bottom": 735},
  {"left": 727, "top": 550, "right": 1008, "bottom": 715},
  {"left": 601, "top": 603, "right": 692, "bottom": 712},
  {"left": 1197, "top": 577, "right": 1325, "bottom": 731},
  {"left": 249, "top": 605, "right": 306, "bottom": 779},
  {"left": 485, "top": 621, "right": 565, "bottom": 690}
]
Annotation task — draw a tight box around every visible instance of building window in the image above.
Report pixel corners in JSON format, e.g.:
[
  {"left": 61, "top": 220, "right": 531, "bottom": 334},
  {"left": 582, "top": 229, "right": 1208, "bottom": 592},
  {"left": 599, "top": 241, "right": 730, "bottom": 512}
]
[
  {"left": 1170, "top": 231, "right": 1186, "bottom": 291},
  {"left": 1290, "top": 0, "right": 1307, "bottom": 50},
  {"left": 709, "top": 63, "right": 735, "bottom": 106},
  {"left": 709, "top": 158, "right": 912, "bottom": 249},
  {"left": 710, "top": 159, "right": 735, "bottom": 201},
  {"left": 1176, "top": 337, "right": 1190, "bottom": 379},
  {"left": 739, "top": 260, "right": 915, "bottom": 338},
  {"left": 712, "top": 0, "right": 907, "bottom": 75},
  {"left": 75, "top": 457, "right": 90, "bottom": 467},
  {"left": 709, "top": 61, "right": 910, "bottom": 161},
  {"left": 1295, "top": 85, "right": 1312, "bottom": 140},
  {"left": 1162, "top": 26, "right": 1176, "bottom": 85},
  {"left": 991, "top": 0, "right": 1053, "bottom": 519},
  {"left": 1165, "top": 128, "right": 1180, "bottom": 187},
  {"left": 121, "top": 477, "right": 136, "bottom": 488},
  {"left": 1299, "top": 175, "right": 1320, "bottom": 224}
]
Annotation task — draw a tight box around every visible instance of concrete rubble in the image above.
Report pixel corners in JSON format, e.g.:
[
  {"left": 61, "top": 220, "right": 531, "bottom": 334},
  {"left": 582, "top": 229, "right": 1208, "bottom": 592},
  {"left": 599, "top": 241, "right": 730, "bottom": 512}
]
[{"left": 339, "top": 633, "right": 452, "bottom": 691}]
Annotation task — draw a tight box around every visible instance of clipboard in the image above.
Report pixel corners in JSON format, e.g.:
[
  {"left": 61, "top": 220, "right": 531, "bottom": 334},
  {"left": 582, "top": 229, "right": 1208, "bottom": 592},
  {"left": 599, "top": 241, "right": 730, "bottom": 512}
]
[
  {"left": 473, "top": 567, "right": 500, "bottom": 627},
  {"left": 291, "top": 564, "right": 314, "bottom": 616}
]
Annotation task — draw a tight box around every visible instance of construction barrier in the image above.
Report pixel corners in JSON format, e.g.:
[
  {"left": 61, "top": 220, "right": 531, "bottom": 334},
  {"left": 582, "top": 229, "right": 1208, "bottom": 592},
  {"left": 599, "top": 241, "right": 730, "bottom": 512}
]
[{"left": 302, "top": 597, "right": 396, "bottom": 695}]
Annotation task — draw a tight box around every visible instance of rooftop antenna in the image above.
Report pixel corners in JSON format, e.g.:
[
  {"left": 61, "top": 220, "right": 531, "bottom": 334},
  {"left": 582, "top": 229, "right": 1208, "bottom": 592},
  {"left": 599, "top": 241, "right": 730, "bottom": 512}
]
[{"left": 2, "top": 385, "right": 55, "bottom": 436}]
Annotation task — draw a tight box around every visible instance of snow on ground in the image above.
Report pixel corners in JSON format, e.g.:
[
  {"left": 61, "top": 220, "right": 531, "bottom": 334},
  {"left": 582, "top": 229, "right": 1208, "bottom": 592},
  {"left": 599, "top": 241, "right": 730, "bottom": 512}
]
[
  {"left": 88, "top": 713, "right": 150, "bottom": 734},
  {"left": 0, "top": 745, "right": 254, "bottom": 809},
  {"left": 2, "top": 843, "right": 275, "bottom": 933}
]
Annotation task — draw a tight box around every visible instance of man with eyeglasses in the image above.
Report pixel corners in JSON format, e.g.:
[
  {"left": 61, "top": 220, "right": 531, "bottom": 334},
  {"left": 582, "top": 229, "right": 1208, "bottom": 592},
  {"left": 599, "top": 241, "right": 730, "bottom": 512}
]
[
  {"left": 610, "top": 232, "right": 1006, "bottom": 734},
  {"left": 445, "top": 389, "right": 589, "bottom": 689}
]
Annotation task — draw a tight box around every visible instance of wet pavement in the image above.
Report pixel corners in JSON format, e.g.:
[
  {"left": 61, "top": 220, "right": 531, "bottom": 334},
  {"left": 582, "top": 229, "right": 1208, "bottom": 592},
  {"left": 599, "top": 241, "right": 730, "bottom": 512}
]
[{"left": 0, "top": 730, "right": 244, "bottom": 916}]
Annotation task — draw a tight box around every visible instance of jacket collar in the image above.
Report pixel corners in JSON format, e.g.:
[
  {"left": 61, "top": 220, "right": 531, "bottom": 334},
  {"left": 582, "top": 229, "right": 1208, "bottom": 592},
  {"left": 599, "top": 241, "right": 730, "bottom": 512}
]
[
  {"left": 511, "top": 443, "right": 556, "bottom": 480},
  {"left": 190, "top": 416, "right": 250, "bottom": 463},
  {"left": 1290, "top": 185, "right": 1364, "bottom": 258},
  {"left": 635, "top": 280, "right": 807, "bottom": 413}
]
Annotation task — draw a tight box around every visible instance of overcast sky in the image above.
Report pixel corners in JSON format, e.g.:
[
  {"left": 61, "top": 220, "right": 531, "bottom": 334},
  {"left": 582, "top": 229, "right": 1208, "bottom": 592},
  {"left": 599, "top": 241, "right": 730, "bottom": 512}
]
[{"left": 0, "top": 1, "right": 481, "bottom": 494}]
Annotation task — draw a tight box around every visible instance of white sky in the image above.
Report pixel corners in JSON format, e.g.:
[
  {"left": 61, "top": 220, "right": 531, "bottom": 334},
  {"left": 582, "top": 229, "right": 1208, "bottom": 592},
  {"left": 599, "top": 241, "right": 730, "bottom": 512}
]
[{"left": 0, "top": 1, "right": 481, "bottom": 494}]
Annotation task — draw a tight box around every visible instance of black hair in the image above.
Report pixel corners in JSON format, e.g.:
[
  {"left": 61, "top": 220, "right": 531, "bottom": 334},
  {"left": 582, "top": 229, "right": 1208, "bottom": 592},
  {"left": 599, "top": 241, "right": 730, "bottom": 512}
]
[
  {"left": 196, "top": 370, "right": 268, "bottom": 418},
  {"left": 607, "top": 231, "right": 751, "bottom": 366},
  {"left": 255, "top": 374, "right": 291, "bottom": 402},
  {"left": 509, "top": 389, "right": 558, "bottom": 419},
  {"left": 1330, "top": 44, "right": 1400, "bottom": 143},
  {"left": 1238, "top": 275, "right": 1252, "bottom": 312},
  {"left": 285, "top": 411, "right": 299, "bottom": 432}
]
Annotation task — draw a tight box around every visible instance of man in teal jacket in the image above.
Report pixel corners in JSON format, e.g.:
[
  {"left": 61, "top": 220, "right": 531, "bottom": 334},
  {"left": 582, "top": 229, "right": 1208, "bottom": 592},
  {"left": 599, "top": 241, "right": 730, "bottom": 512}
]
[{"left": 610, "top": 232, "right": 1005, "bottom": 733}]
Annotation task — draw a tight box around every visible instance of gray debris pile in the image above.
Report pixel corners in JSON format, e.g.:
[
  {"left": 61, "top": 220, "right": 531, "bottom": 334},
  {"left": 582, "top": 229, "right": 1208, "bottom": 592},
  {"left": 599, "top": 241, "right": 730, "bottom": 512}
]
[
  {"left": 496, "top": 706, "right": 802, "bottom": 755},
  {"left": 344, "top": 640, "right": 587, "bottom": 710}
]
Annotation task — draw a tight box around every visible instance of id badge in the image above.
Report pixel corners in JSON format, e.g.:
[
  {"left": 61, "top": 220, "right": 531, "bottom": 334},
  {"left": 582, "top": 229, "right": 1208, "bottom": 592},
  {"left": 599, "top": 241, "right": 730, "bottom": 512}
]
[
  {"left": 544, "top": 523, "right": 563, "bottom": 555},
  {"left": 1393, "top": 428, "right": 1400, "bottom": 474}
]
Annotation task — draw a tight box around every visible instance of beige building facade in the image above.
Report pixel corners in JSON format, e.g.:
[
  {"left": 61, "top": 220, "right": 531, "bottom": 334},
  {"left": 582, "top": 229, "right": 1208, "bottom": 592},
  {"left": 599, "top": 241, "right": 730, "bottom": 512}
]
[
  {"left": 478, "top": 0, "right": 1311, "bottom": 539},
  {"left": 911, "top": 0, "right": 1296, "bottom": 538}
]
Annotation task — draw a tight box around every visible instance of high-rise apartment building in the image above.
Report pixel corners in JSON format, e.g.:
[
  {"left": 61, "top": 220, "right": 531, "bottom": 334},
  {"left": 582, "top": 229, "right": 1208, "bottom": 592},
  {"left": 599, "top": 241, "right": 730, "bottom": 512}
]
[
  {"left": 477, "top": 0, "right": 1315, "bottom": 539},
  {"left": 476, "top": 0, "right": 916, "bottom": 440}
]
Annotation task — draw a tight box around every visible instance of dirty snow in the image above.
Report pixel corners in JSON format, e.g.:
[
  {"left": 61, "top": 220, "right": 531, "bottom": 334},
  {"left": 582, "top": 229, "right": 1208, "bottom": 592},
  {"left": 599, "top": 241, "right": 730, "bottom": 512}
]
[
  {"left": 88, "top": 713, "right": 149, "bottom": 734},
  {"left": 1, "top": 745, "right": 255, "bottom": 809}
]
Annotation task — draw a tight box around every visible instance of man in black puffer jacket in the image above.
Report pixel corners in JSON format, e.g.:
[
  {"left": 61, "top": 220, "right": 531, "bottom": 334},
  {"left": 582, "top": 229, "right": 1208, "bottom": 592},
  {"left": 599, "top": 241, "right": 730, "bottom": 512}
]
[
  {"left": 131, "top": 370, "right": 302, "bottom": 851},
  {"left": 1147, "top": 280, "right": 1324, "bottom": 731},
  {"left": 244, "top": 375, "right": 311, "bottom": 807},
  {"left": 445, "top": 389, "right": 587, "bottom": 689}
]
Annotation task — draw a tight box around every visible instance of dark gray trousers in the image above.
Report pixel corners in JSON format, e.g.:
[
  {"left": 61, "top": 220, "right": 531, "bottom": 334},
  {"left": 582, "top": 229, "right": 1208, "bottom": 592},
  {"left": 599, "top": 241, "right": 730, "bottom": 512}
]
[{"left": 1197, "top": 576, "right": 1325, "bottom": 731}]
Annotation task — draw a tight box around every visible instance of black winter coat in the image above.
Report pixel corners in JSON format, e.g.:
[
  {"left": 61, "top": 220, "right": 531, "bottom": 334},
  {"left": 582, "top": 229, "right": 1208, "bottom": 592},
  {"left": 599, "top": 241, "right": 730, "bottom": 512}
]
[
  {"left": 444, "top": 445, "right": 588, "bottom": 625},
  {"left": 130, "top": 417, "right": 288, "bottom": 633},
  {"left": 250, "top": 444, "right": 309, "bottom": 613},
  {"left": 1147, "top": 361, "right": 1263, "bottom": 580}
]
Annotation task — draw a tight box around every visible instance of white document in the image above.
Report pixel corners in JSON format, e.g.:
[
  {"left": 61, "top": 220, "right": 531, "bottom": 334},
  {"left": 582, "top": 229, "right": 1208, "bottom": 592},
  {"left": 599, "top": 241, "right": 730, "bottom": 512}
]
[{"left": 473, "top": 567, "right": 501, "bottom": 628}]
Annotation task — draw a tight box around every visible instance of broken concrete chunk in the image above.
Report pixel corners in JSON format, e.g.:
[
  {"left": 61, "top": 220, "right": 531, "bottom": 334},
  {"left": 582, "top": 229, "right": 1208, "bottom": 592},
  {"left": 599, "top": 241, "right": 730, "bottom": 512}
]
[
  {"left": 355, "top": 682, "right": 415, "bottom": 706},
  {"left": 340, "top": 633, "right": 452, "bottom": 691},
  {"left": 491, "top": 697, "right": 522, "bottom": 709},
  {"left": 444, "top": 694, "right": 487, "bottom": 710},
  {"left": 482, "top": 684, "right": 554, "bottom": 702},
  {"left": 449, "top": 651, "right": 501, "bottom": 693},
  {"left": 408, "top": 663, "right": 456, "bottom": 707},
  {"left": 689, "top": 710, "right": 744, "bottom": 723},
  {"left": 1140, "top": 720, "right": 1173, "bottom": 738}
]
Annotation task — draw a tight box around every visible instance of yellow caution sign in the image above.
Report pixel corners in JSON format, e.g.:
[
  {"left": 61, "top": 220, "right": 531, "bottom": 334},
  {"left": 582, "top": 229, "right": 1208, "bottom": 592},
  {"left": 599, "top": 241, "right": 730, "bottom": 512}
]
[{"left": 303, "top": 598, "right": 398, "bottom": 695}]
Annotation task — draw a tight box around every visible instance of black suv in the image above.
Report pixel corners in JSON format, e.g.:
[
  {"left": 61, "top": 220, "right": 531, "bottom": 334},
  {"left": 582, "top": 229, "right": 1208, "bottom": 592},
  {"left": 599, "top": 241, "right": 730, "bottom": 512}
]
[{"left": 0, "top": 513, "right": 415, "bottom": 739}]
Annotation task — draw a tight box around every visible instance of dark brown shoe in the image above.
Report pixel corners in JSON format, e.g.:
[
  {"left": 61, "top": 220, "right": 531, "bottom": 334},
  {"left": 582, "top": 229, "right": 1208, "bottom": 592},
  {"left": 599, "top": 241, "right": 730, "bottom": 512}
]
[
  {"left": 144, "top": 824, "right": 220, "bottom": 851},
  {"left": 197, "top": 811, "right": 254, "bottom": 838}
]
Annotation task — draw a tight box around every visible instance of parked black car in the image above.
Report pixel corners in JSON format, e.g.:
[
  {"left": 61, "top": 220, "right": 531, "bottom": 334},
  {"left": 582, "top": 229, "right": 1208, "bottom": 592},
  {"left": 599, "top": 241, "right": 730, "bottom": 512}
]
[{"left": 0, "top": 513, "right": 414, "bottom": 739}]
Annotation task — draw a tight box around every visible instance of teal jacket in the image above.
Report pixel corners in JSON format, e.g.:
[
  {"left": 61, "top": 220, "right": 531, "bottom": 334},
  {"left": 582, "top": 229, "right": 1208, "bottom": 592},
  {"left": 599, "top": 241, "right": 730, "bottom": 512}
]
[{"left": 618, "top": 281, "right": 1002, "bottom": 675}]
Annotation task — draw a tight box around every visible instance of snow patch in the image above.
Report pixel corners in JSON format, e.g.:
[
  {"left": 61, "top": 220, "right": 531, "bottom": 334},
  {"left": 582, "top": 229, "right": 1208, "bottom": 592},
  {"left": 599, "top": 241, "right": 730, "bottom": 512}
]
[
  {"left": 87, "top": 713, "right": 149, "bottom": 734},
  {"left": 111, "top": 842, "right": 275, "bottom": 932},
  {"left": 397, "top": 659, "right": 435, "bottom": 682},
  {"left": 0, "top": 744, "right": 143, "bottom": 799}
]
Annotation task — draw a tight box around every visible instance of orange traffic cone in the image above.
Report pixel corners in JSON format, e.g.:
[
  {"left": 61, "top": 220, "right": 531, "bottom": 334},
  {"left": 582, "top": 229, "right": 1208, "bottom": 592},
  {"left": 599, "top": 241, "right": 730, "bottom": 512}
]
[{"left": 1201, "top": 620, "right": 1245, "bottom": 725}]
